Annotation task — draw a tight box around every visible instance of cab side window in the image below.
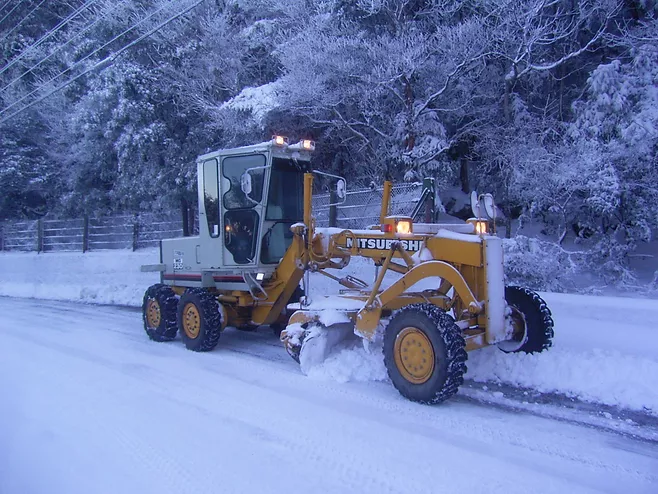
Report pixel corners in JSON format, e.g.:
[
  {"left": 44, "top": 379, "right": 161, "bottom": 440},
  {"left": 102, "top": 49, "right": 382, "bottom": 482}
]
[{"left": 203, "top": 159, "right": 220, "bottom": 237}]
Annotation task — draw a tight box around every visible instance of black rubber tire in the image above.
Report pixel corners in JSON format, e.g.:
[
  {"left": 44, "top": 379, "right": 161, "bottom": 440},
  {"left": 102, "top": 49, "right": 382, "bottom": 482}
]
[
  {"left": 384, "top": 304, "right": 468, "bottom": 404},
  {"left": 177, "top": 288, "right": 223, "bottom": 352},
  {"left": 502, "top": 286, "right": 554, "bottom": 354},
  {"left": 142, "top": 284, "right": 178, "bottom": 342}
]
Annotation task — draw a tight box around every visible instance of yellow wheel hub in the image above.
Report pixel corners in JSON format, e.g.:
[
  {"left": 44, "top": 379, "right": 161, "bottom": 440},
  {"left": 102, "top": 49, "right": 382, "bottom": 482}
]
[
  {"left": 182, "top": 303, "right": 201, "bottom": 339},
  {"left": 394, "top": 327, "right": 435, "bottom": 384},
  {"left": 146, "top": 299, "right": 161, "bottom": 328}
]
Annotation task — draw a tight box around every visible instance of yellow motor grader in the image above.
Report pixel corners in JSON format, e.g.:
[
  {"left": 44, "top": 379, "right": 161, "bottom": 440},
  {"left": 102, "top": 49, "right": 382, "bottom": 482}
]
[{"left": 141, "top": 137, "right": 554, "bottom": 404}]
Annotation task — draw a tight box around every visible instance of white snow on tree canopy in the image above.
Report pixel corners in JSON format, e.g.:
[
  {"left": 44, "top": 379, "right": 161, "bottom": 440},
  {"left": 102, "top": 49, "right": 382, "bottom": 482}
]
[{"left": 219, "top": 81, "right": 282, "bottom": 125}]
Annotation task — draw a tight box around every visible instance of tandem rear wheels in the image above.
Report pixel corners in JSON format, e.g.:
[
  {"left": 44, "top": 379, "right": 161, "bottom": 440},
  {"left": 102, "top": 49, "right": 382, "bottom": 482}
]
[
  {"left": 177, "top": 288, "right": 224, "bottom": 352},
  {"left": 142, "top": 284, "right": 179, "bottom": 342},
  {"left": 142, "top": 285, "right": 225, "bottom": 352},
  {"left": 383, "top": 304, "right": 468, "bottom": 404}
]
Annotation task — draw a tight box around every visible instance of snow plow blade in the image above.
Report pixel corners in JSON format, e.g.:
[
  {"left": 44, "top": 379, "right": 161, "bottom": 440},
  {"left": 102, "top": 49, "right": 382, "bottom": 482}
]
[{"left": 280, "top": 310, "right": 355, "bottom": 373}]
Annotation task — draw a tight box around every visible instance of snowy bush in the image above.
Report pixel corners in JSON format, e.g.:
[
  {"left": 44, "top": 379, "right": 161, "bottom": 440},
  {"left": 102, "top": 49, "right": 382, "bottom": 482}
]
[{"left": 503, "top": 236, "right": 580, "bottom": 292}]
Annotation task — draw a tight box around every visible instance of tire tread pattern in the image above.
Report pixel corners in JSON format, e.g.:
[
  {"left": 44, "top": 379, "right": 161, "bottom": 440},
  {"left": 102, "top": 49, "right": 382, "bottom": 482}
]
[
  {"left": 178, "top": 288, "right": 223, "bottom": 352},
  {"left": 142, "top": 284, "right": 178, "bottom": 342},
  {"left": 505, "top": 285, "right": 554, "bottom": 353},
  {"left": 384, "top": 303, "right": 468, "bottom": 405}
]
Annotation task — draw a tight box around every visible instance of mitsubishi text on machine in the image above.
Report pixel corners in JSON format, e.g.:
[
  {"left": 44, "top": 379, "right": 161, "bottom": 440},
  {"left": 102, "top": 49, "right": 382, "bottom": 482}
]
[{"left": 345, "top": 237, "right": 422, "bottom": 252}]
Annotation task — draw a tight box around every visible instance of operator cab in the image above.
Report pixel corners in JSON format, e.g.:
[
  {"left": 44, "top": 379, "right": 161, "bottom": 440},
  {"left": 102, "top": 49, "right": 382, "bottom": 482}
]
[{"left": 173, "top": 137, "right": 313, "bottom": 288}]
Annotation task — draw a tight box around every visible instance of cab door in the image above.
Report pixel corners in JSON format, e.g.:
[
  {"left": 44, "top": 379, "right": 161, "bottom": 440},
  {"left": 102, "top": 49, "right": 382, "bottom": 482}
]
[{"left": 220, "top": 154, "right": 267, "bottom": 266}]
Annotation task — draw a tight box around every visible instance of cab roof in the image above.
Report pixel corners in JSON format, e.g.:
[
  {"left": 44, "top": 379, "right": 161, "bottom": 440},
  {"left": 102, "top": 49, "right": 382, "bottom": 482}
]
[{"left": 197, "top": 139, "right": 314, "bottom": 163}]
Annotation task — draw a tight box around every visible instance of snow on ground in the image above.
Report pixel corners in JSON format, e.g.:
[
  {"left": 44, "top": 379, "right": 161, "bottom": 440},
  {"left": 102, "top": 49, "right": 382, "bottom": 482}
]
[
  {"left": 466, "top": 292, "right": 658, "bottom": 415},
  {"left": 1, "top": 249, "right": 657, "bottom": 418},
  {"left": 1, "top": 297, "right": 657, "bottom": 494},
  {"left": 305, "top": 257, "right": 658, "bottom": 416}
]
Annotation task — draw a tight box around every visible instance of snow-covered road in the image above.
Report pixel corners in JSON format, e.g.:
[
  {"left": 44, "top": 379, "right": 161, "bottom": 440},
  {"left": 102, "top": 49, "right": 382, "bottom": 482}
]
[{"left": 1, "top": 297, "right": 657, "bottom": 494}]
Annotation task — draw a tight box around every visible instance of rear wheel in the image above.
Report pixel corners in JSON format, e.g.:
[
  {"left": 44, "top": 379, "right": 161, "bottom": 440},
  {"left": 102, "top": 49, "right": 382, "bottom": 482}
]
[
  {"left": 384, "top": 304, "right": 467, "bottom": 404},
  {"left": 498, "top": 286, "right": 554, "bottom": 354},
  {"left": 142, "top": 284, "right": 178, "bottom": 342},
  {"left": 177, "top": 288, "right": 223, "bottom": 352}
]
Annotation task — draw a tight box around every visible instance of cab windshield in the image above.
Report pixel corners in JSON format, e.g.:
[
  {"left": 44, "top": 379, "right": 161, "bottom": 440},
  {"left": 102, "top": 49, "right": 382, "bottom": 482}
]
[
  {"left": 260, "top": 158, "right": 306, "bottom": 264},
  {"left": 265, "top": 158, "right": 304, "bottom": 221}
]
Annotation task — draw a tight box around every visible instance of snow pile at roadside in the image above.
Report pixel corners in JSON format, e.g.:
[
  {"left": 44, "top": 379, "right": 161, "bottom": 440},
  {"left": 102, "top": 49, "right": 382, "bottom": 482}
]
[
  {"left": 466, "top": 347, "right": 658, "bottom": 414},
  {"left": 467, "top": 292, "right": 658, "bottom": 414},
  {"left": 0, "top": 249, "right": 159, "bottom": 306}
]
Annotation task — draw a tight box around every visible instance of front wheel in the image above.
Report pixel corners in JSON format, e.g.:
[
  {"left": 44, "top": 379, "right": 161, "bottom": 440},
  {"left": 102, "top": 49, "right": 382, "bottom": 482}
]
[
  {"left": 498, "top": 286, "right": 554, "bottom": 354},
  {"left": 177, "top": 288, "right": 224, "bottom": 352},
  {"left": 384, "top": 304, "right": 467, "bottom": 404}
]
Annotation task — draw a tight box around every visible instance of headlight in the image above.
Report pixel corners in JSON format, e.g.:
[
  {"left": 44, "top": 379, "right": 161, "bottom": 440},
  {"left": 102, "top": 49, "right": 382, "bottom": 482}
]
[
  {"left": 273, "top": 135, "right": 289, "bottom": 146},
  {"left": 474, "top": 221, "right": 488, "bottom": 234},
  {"left": 396, "top": 220, "right": 412, "bottom": 234}
]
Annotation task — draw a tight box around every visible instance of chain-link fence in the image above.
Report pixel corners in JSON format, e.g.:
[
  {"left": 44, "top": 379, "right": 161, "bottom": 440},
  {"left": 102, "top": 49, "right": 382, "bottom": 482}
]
[{"left": 312, "top": 182, "right": 427, "bottom": 229}]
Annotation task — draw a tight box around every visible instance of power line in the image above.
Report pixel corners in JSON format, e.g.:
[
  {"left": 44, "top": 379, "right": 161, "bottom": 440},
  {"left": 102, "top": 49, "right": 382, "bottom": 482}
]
[
  {"left": 1, "top": 0, "right": 48, "bottom": 43},
  {"left": 0, "top": 0, "right": 99, "bottom": 77},
  {"left": 0, "top": 0, "right": 29, "bottom": 28},
  {"left": 0, "top": 1, "right": 15, "bottom": 16},
  {"left": 0, "top": 0, "right": 179, "bottom": 115},
  {"left": 0, "top": 0, "right": 206, "bottom": 124},
  {"left": 0, "top": 2, "right": 109, "bottom": 94}
]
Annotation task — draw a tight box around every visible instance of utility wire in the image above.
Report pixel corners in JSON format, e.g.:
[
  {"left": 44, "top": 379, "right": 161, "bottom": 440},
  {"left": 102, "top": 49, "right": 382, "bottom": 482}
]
[
  {"left": 0, "top": 0, "right": 205, "bottom": 124},
  {"left": 1, "top": 0, "right": 47, "bottom": 43},
  {"left": 0, "top": 0, "right": 180, "bottom": 116},
  {"left": 0, "top": 1, "right": 14, "bottom": 16},
  {"left": 0, "top": 0, "right": 29, "bottom": 28},
  {"left": 0, "top": 0, "right": 99, "bottom": 77},
  {"left": 0, "top": 4, "right": 109, "bottom": 94}
]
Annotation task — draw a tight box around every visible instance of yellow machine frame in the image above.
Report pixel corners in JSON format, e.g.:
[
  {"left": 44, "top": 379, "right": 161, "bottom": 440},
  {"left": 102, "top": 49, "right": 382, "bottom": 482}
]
[{"left": 203, "top": 172, "right": 508, "bottom": 352}]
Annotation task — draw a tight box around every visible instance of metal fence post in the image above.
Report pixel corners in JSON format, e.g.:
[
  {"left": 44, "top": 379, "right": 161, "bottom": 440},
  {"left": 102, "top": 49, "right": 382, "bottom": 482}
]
[{"left": 82, "top": 215, "right": 89, "bottom": 253}]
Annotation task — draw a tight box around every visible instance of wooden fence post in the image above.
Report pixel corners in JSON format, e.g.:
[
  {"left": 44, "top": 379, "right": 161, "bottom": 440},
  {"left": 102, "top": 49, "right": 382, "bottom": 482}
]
[
  {"left": 82, "top": 215, "right": 89, "bottom": 253},
  {"left": 132, "top": 214, "right": 139, "bottom": 251},
  {"left": 37, "top": 219, "right": 44, "bottom": 253}
]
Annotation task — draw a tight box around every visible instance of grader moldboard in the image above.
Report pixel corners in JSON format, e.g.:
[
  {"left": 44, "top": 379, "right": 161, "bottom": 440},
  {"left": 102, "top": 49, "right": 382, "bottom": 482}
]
[{"left": 141, "top": 137, "right": 554, "bottom": 405}]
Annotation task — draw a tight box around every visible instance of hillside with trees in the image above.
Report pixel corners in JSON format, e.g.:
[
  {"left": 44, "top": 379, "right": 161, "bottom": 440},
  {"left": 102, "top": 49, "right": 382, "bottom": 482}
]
[{"left": 1, "top": 0, "right": 656, "bottom": 290}]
